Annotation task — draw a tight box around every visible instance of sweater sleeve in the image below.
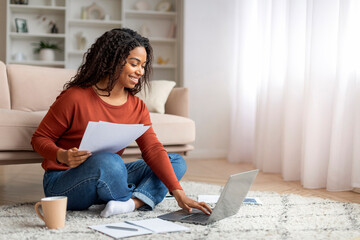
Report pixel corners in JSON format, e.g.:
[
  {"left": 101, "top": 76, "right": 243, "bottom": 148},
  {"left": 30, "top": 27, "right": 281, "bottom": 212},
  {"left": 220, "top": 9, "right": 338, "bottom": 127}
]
[
  {"left": 136, "top": 103, "right": 183, "bottom": 192},
  {"left": 31, "top": 90, "right": 74, "bottom": 169}
]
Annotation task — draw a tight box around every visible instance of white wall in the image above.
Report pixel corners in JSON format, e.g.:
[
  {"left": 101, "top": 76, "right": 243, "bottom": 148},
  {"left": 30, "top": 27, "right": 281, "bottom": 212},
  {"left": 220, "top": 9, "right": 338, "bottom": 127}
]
[{"left": 183, "top": 0, "right": 235, "bottom": 158}]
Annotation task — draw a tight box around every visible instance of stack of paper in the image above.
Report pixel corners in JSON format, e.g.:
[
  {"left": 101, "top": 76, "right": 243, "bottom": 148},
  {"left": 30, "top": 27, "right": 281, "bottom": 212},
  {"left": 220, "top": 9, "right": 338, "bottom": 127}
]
[
  {"left": 79, "top": 121, "right": 149, "bottom": 154},
  {"left": 89, "top": 218, "right": 189, "bottom": 239}
]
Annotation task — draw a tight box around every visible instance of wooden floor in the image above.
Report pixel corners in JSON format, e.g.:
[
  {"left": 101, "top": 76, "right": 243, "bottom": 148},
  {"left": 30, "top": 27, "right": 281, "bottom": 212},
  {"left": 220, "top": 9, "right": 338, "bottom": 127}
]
[{"left": 0, "top": 158, "right": 359, "bottom": 205}]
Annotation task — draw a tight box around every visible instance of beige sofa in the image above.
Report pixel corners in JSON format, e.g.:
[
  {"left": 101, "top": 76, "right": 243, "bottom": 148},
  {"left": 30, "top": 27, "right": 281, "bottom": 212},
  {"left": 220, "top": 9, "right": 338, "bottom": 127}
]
[{"left": 0, "top": 61, "right": 195, "bottom": 165}]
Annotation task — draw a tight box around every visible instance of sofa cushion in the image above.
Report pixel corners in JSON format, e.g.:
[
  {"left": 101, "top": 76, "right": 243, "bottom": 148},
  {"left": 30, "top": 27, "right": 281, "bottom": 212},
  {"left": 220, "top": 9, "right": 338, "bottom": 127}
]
[
  {"left": 136, "top": 80, "right": 176, "bottom": 114},
  {"left": 150, "top": 113, "right": 195, "bottom": 144},
  {"left": 7, "top": 64, "right": 76, "bottom": 111},
  {"left": 0, "top": 61, "right": 10, "bottom": 109},
  {"left": 0, "top": 111, "right": 195, "bottom": 151},
  {"left": 129, "top": 113, "right": 195, "bottom": 147},
  {"left": 0, "top": 109, "right": 46, "bottom": 151}
]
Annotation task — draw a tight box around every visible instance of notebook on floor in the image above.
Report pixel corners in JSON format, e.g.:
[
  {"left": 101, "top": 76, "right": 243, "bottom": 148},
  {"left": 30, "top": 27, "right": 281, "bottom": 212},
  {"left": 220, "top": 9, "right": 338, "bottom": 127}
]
[{"left": 158, "top": 169, "right": 259, "bottom": 225}]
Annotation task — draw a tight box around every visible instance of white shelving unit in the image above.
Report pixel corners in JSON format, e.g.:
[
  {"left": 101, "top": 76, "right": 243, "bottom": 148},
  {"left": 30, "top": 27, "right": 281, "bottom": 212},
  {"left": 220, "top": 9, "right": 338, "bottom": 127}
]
[
  {"left": 4, "top": 0, "right": 183, "bottom": 85},
  {"left": 65, "top": 0, "right": 124, "bottom": 69},
  {"left": 123, "top": 0, "right": 181, "bottom": 82},
  {"left": 6, "top": 0, "right": 66, "bottom": 67}
]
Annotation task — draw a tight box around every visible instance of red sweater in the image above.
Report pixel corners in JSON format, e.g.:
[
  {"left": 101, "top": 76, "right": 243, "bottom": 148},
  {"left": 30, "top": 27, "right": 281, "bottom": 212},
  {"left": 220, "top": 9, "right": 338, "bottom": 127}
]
[{"left": 31, "top": 87, "right": 182, "bottom": 192}]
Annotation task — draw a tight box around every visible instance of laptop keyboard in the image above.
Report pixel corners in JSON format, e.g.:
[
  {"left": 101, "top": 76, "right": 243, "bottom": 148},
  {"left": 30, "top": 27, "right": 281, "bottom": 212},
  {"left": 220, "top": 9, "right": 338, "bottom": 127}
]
[{"left": 182, "top": 213, "right": 210, "bottom": 222}]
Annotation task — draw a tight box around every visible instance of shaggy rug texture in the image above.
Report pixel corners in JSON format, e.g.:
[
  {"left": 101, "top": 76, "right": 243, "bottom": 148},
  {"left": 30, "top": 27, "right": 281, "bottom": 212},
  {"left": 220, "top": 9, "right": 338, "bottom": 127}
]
[{"left": 0, "top": 181, "right": 359, "bottom": 240}]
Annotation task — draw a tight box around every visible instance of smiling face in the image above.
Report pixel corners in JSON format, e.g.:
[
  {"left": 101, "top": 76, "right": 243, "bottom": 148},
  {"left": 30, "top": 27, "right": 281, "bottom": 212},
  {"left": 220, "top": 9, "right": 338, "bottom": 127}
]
[{"left": 118, "top": 46, "right": 147, "bottom": 89}]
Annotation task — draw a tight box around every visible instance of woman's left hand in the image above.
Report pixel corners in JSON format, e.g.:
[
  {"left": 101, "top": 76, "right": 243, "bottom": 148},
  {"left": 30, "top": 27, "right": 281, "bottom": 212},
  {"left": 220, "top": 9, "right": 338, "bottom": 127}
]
[{"left": 171, "top": 189, "right": 212, "bottom": 215}]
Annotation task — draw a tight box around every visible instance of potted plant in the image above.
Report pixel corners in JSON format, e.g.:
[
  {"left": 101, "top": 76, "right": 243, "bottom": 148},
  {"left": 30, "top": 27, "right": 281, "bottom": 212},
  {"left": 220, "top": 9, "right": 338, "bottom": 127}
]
[{"left": 33, "top": 40, "right": 61, "bottom": 61}]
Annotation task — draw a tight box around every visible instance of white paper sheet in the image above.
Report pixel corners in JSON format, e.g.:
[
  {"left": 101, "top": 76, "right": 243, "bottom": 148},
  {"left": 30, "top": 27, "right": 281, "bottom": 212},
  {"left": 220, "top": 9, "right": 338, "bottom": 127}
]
[
  {"left": 126, "top": 218, "right": 189, "bottom": 233},
  {"left": 89, "top": 222, "right": 152, "bottom": 239},
  {"left": 89, "top": 218, "right": 188, "bottom": 239},
  {"left": 197, "top": 194, "right": 220, "bottom": 203},
  {"left": 79, "top": 121, "right": 149, "bottom": 153}
]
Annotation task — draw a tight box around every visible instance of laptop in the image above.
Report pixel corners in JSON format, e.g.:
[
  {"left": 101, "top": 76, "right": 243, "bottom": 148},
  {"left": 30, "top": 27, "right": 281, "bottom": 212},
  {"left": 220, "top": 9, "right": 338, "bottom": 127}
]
[{"left": 158, "top": 169, "right": 259, "bottom": 225}]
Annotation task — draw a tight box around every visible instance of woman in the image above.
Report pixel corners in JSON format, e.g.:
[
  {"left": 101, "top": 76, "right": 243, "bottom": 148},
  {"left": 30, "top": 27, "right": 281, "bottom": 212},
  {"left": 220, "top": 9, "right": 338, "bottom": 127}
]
[{"left": 31, "top": 28, "right": 211, "bottom": 217}]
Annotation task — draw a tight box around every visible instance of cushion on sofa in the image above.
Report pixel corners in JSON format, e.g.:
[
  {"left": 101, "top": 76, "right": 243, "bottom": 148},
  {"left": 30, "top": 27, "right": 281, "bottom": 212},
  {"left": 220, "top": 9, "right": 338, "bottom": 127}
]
[
  {"left": 136, "top": 80, "right": 176, "bottom": 114},
  {"left": 128, "top": 113, "right": 195, "bottom": 147},
  {"left": 0, "top": 111, "right": 195, "bottom": 151},
  {"left": 150, "top": 113, "right": 195, "bottom": 144},
  {"left": 0, "top": 109, "right": 47, "bottom": 151},
  {"left": 0, "top": 61, "right": 10, "bottom": 109},
  {"left": 7, "top": 64, "right": 76, "bottom": 112}
]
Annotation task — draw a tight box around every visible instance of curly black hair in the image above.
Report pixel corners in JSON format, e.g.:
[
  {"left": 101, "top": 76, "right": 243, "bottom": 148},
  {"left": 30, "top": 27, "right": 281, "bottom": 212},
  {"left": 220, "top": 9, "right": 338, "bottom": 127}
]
[{"left": 64, "top": 28, "right": 153, "bottom": 96}]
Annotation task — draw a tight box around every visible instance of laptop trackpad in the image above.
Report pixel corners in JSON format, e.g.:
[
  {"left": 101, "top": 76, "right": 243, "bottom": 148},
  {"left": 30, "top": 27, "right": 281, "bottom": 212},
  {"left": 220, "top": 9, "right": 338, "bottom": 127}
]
[
  {"left": 181, "top": 210, "right": 210, "bottom": 222},
  {"left": 158, "top": 209, "right": 192, "bottom": 221}
]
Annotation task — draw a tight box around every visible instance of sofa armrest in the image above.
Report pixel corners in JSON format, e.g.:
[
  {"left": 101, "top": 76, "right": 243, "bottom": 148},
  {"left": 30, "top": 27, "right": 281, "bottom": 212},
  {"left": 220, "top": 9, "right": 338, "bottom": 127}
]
[{"left": 165, "top": 88, "right": 189, "bottom": 118}]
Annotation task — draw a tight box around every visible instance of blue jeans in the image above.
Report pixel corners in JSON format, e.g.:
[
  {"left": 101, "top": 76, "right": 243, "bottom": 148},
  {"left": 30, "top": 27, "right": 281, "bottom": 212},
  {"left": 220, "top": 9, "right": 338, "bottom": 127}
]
[{"left": 43, "top": 152, "right": 186, "bottom": 210}]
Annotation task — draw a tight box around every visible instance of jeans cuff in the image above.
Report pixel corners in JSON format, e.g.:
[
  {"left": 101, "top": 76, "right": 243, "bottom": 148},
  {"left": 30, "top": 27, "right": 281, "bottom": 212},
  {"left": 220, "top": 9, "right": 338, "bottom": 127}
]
[{"left": 132, "top": 191, "right": 155, "bottom": 210}]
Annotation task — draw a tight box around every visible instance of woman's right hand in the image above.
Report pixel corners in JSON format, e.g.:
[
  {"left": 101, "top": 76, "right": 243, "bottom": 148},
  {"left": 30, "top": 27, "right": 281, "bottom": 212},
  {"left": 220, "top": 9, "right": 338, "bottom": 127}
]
[
  {"left": 172, "top": 189, "right": 212, "bottom": 215},
  {"left": 56, "top": 147, "right": 92, "bottom": 168}
]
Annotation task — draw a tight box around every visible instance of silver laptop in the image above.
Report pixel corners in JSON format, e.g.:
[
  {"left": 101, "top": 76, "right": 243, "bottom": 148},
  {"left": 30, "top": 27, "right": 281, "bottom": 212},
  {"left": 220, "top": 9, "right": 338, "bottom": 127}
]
[{"left": 158, "top": 169, "right": 259, "bottom": 225}]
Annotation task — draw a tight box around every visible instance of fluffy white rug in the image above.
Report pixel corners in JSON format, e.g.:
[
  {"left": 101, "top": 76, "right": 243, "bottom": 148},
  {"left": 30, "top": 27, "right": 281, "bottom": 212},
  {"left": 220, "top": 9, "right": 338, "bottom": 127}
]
[{"left": 0, "top": 181, "right": 359, "bottom": 240}]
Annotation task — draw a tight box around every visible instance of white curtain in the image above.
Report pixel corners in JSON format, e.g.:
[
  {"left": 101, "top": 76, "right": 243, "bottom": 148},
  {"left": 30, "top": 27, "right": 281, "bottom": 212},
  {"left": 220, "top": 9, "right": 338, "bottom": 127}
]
[{"left": 228, "top": 0, "right": 360, "bottom": 191}]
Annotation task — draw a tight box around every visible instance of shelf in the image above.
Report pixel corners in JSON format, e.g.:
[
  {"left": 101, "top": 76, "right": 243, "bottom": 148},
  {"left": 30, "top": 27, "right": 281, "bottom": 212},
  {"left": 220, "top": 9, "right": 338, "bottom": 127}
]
[
  {"left": 63, "top": 55, "right": 176, "bottom": 69},
  {"left": 8, "top": 60, "right": 65, "bottom": 67},
  {"left": 68, "top": 50, "right": 87, "bottom": 56},
  {"left": 125, "top": 10, "right": 176, "bottom": 18},
  {"left": 65, "top": 54, "right": 176, "bottom": 69},
  {"left": 68, "top": 19, "right": 123, "bottom": 28},
  {"left": 10, "top": 4, "right": 66, "bottom": 14},
  {"left": 10, "top": 32, "right": 65, "bottom": 39},
  {"left": 153, "top": 64, "right": 176, "bottom": 69}
]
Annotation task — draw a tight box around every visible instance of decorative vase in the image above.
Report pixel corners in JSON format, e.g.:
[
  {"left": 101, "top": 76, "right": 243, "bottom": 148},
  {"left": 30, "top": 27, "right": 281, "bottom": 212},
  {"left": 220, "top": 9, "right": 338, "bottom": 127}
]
[
  {"left": 76, "top": 32, "right": 87, "bottom": 50},
  {"left": 39, "top": 49, "right": 55, "bottom": 61}
]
